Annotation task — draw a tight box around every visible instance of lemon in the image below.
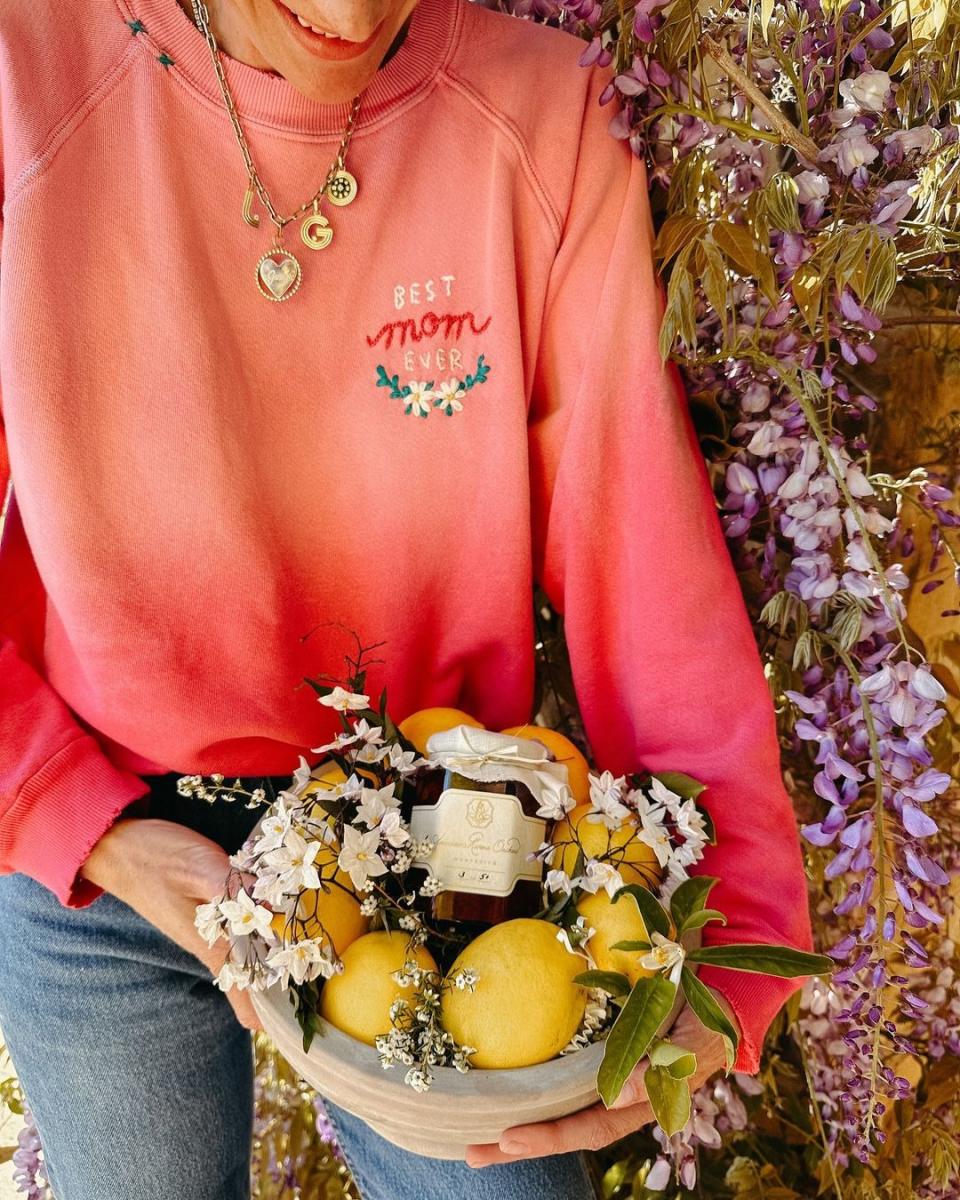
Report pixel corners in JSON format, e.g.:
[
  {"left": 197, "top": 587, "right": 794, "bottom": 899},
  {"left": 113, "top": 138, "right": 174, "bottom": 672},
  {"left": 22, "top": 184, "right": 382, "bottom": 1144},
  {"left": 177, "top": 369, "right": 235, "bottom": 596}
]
[
  {"left": 499, "top": 725, "right": 592, "bottom": 805},
  {"left": 320, "top": 930, "right": 439, "bottom": 1046},
  {"left": 550, "top": 803, "right": 662, "bottom": 890},
  {"left": 269, "top": 881, "right": 366, "bottom": 955},
  {"left": 269, "top": 851, "right": 367, "bottom": 956},
  {"left": 305, "top": 761, "right": 347, "bottom": 792},
  {"left": 576, "top": 890, "right": 662, "bottom": 986},
  {"left": 398, "top": 707, "right": 484, "bottom": 754},
  {"left": 440, "top": 919, "right": 589, "bottom": 1068}
]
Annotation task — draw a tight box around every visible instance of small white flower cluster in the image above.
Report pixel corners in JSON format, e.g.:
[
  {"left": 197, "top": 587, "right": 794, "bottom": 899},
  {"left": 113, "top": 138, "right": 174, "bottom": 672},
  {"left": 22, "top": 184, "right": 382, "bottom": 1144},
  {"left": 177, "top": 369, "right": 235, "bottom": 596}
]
[
  {"left": 542, "top": 772, "right": 710, "bottom": 905},
  {"left": 373, "top": 958, "right": 478, "bottom": 1090},
  {"left": 189, "top": 696, "right": 447, "bottom": 1003},
  {"left": 175, "top": 773, "right": 268, "bottom": 809},
  {"left": 194, "top": 883, "right": 342, "bottom": 994}
]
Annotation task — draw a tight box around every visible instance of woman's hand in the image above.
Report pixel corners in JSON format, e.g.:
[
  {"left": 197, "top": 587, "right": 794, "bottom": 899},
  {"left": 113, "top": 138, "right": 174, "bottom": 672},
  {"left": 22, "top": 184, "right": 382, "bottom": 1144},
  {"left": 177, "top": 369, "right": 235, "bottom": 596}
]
[
  {"left": 465, "top": 1000, "right": 736, "bottom": 1168},
  {"left": 79, "top": 816, "right": 263, "bottom": 1032}
]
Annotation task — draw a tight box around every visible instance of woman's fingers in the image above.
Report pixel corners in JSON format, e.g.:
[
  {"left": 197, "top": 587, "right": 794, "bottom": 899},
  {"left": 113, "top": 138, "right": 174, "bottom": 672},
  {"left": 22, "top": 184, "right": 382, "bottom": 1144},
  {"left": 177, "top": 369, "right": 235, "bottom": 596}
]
[{"left": 465, "top": 1096, "right": 656, "bottom": 1167}]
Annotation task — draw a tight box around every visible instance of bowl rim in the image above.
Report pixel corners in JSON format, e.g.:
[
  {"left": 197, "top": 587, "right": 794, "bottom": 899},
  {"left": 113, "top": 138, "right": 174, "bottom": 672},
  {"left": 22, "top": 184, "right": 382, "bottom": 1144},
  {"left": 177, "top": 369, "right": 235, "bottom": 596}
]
[{"left": 252, "top": 979, "right": 609, "bottom": 1095}]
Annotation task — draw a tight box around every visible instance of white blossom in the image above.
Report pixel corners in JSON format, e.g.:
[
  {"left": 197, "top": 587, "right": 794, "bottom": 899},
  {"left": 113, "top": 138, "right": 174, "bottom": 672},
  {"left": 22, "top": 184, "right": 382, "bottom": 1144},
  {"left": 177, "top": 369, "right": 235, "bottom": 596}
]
[
  {"left": 355, "top": 781, "right": 400, "bottom": 828},
  {"left": 640, "top": 931, "right": 686, "bottom": 985},
  {"left": 261, "top": 829, "right": 323, "bottom": 892},
  {"left": 587, "top": 770, "right": 631, "bottom": 829},
  {"left": 319, "top": 686, "right": 370, "bottom": 712},
  {"left": 218, "top": 889, "right": 276, "bottom": 940},
  {"left": 338, "top": 825, "right": 389, "bottom": 889}
]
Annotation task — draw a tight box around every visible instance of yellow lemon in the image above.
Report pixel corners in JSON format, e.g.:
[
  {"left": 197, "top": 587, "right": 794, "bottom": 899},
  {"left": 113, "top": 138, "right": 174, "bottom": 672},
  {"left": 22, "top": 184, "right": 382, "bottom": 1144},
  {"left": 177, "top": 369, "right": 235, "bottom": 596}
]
[
  {"left": 397, "top": 707, "right": 484, "bottom": 754},
  {"left": 269, "top": 853, "right": 367, "bottom": 956},
  {"left": 440, "top": 918, "right": 589, "bottom": 1068},
  {"left": 304, "top": 761, "right": 347, "bottom": 792},
  {"left": 550, "top": 803, "right": 662, "bottom": 890},
  {"left": 320, "top": 930, "right": 439, "bottom": 1046},
  {"left": 576, "top": 891, "right": 667, "bottom": 987},
  {"left": 499, "top": 725, "right": 592, "bottom": 805}
]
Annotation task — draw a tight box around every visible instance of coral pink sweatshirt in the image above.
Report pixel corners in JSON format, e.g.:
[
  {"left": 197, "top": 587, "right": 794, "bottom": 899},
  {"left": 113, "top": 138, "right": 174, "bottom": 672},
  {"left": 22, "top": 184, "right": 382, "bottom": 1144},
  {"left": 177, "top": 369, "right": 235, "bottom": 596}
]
[{"left": 0, "top": 0, "right": 813, "bottom": 1072}]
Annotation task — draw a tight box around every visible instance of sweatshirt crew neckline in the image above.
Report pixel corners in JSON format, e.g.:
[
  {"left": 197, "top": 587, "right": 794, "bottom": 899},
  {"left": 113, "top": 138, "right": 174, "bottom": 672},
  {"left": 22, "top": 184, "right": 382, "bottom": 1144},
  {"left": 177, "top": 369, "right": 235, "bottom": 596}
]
[{"left": 120, "top": 0, "right": 460, "bottom": 135}]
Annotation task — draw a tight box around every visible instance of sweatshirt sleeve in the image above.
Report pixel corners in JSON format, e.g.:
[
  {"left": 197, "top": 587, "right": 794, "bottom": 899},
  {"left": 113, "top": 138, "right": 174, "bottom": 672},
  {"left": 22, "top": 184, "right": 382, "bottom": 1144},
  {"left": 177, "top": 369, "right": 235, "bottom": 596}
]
[
  {"left": 0, "top": 219, "right": 151, "bottom": 909},
  {"left": 527, "top": 66, "right": 815, "bottom": 1075}
]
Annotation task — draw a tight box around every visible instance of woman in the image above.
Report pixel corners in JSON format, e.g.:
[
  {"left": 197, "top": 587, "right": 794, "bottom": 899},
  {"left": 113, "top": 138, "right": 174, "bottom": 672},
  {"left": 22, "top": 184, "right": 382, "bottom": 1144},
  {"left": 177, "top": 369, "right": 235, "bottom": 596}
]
[{"left": 0, "top": 0, "right": 814, "bottom": 1196}]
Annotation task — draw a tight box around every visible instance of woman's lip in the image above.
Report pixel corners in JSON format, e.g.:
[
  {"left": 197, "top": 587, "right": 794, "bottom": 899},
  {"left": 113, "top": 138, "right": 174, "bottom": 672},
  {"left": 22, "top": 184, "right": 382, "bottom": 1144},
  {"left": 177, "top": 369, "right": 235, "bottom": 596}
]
[{"left": 272, "top": 0, "right": 383, "bottom": 59}]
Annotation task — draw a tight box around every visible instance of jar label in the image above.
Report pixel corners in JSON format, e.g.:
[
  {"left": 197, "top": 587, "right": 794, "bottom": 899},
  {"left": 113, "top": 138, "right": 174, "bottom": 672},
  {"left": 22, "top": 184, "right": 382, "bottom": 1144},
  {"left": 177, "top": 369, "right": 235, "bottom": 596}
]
[{"left": 409, "top": 787, "right": 546, "bottom": 898}]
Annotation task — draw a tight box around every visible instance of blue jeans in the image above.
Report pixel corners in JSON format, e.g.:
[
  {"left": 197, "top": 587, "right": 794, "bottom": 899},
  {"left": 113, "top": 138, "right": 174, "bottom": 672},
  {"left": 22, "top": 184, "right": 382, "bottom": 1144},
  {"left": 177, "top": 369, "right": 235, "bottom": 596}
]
[{"left": 0, "top": 772, "right": 597, "bottom": 1199}]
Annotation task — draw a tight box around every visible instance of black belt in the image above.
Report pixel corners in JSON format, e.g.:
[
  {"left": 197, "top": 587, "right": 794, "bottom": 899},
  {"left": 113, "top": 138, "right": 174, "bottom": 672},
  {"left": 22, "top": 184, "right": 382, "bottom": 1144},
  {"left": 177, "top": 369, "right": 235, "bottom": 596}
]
[{"left": 140, "top": 770, "right": 292, "bottom": 855}]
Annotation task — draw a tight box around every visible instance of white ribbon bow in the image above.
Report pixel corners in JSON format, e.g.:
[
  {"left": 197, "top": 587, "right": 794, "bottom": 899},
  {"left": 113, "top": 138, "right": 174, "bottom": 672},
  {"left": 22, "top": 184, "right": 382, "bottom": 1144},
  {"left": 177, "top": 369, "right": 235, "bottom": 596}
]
[{"left": 424, "top": 725, "right": 574, "bottom": 820}]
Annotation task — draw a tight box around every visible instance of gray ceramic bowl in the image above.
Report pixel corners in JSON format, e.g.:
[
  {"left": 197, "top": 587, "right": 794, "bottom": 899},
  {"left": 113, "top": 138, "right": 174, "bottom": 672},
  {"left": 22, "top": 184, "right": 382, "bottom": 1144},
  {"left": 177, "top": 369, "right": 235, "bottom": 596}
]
[{"left": 252, "top": 934, "right": 696, "bottom": 1159}]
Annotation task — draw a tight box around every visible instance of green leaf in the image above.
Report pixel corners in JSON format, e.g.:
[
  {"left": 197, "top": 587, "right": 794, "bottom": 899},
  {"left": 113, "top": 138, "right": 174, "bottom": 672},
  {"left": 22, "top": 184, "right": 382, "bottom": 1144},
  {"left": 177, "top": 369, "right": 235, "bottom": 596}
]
[
  {"left": 668, "top": 875, "right": 718, "bottom": 930},
  {"left": 644, "top": 1063, "right": 691, "bottom": 1136},
  {"left": 680, "top": 909, "right": 728, "bottom": 933},
  {"left": 649, "top": 771, "right": 706, "bottom": 802},
  {"left": 680, "top": 965, "right": 738, "bottom": 1070},
  {"left": 597, "top": 977, "right": 677, "bottom": 1107},
  {"left": 573, "top": 970, "right": 632, "bottom": 996},
  {"left": 686, "top": 944, "right": 835, "bottom": 976},
  {"left": 611, "top": 885, "right": 671, "bottom": 938},
  {"left": 609, "top": 939, "right": 652, "bottom": 952},
  {"left": 648, "top": 1037, "right": 698, "bottom": 1079}
]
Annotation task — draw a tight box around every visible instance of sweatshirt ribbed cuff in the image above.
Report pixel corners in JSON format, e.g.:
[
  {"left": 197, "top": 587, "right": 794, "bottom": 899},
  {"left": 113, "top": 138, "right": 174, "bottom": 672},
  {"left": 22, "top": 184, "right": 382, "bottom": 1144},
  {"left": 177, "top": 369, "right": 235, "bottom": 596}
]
[
  {"left": 694, "top": 964, "right": 806, "bottom": 1075},
  {"left": 3, "top": 735, "right": 151, "bottom": 909}
]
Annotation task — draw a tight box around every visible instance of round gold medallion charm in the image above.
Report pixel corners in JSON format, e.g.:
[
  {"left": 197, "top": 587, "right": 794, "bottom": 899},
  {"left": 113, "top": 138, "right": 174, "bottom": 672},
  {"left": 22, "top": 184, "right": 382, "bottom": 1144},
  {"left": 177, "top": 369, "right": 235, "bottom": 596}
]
[
  {"left": 256, "top": 248, "right": 302, "bottom": 302},
  {"left": 326, "top": 169, "right": 358, "bottom": 206},
  {"left": 301, "top": 209, "right": 333, "bottom": 250}
]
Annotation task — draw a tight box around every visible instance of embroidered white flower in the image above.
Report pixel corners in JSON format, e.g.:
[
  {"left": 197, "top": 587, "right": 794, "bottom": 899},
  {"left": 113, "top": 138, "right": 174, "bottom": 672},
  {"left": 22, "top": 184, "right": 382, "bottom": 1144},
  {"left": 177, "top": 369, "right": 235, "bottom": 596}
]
[
  {"left": 217, "top": 889, "right": 276, "bottom": 940},
  {"left": 319, "top": 685, "right": 370, "bottom": 711},
  {"left": 639, "top": 931, "right": 686, "bottom": 985},
  {"left": 338, "top": 825, "right": 389, "bottom": 889},
  {"left": 434, "top": 377, "right": 466, "bottom": 415},
  {"left": 404, "top": 380, "right": 437, "bottom": 417}
]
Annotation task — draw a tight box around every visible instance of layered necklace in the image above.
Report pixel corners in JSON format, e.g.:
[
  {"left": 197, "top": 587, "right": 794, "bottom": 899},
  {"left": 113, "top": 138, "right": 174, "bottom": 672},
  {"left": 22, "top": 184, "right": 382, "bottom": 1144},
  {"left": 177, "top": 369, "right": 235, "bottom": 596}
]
[{"left": 190, "top": 0, "right": 363, "bottom": 302}]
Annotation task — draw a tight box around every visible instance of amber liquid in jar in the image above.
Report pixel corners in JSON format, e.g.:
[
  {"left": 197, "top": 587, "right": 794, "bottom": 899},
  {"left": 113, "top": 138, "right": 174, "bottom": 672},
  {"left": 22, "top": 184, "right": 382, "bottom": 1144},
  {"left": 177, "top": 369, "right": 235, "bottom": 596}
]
[{"left": 405, "top": 767, "right": 549, "bottom": 927}]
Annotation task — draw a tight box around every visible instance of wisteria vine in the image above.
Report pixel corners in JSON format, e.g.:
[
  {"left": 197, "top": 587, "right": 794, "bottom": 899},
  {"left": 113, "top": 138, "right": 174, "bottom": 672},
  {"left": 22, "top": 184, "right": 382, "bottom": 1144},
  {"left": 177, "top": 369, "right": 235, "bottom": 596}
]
[{"left": 488, "top": 0, "right": 960, "bottom": 1190}]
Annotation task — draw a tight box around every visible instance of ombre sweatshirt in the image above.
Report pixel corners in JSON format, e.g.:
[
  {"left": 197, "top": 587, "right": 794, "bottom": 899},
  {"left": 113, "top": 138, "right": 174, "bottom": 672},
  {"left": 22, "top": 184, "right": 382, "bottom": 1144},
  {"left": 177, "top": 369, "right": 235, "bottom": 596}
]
[{"left": 0, "top": 0, "right": 814, "bottom": 1072}]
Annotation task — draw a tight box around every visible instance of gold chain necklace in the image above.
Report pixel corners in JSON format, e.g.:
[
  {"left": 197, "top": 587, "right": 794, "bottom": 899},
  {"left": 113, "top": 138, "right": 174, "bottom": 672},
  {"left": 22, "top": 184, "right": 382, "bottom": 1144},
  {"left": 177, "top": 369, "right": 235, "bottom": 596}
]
[{"left": 190, "top": 0, "right": 362, "bottom": 302}]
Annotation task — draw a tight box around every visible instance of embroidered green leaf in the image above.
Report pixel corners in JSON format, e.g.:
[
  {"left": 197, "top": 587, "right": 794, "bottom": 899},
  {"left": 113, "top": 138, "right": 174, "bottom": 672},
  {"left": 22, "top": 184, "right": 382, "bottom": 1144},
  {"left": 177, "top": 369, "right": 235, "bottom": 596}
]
[{"left": 157, "top": 52, "right": 175, "bottom": 68}]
